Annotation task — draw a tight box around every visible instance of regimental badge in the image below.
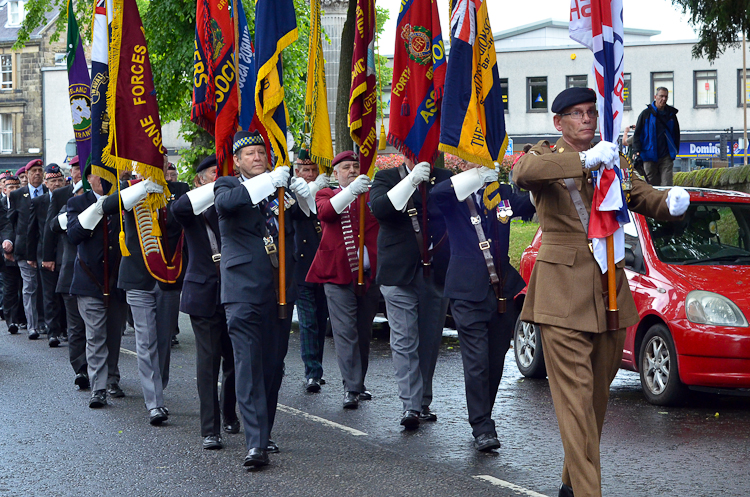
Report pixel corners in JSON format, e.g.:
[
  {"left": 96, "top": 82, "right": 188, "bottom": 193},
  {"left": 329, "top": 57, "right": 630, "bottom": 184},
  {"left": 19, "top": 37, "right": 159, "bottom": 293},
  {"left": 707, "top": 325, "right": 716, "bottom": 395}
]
[
  {"left": 401, "top": 24, "right": 431, "bottom": 66},
  {"left": 496, "top": 200, "right": 513, "bottom": 224},
  {"left": 209, "top": 18, "right": 225, "bottom": 62},
  {"left": 269, "top": 191, "right": 296, "bottom": 216},
  {"left": 69, "top": 84, "right": 92, "bottom": 142},
  {"left": 619, "top": 152, "right": 633, "bottom": 193}
]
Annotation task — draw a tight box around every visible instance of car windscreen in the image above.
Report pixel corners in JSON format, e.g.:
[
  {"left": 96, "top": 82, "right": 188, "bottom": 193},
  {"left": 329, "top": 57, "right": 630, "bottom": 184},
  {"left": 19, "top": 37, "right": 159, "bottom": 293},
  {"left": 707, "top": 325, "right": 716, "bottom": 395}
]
[{"left": 646, "top": 202, "right": 750, "bottom": 265}]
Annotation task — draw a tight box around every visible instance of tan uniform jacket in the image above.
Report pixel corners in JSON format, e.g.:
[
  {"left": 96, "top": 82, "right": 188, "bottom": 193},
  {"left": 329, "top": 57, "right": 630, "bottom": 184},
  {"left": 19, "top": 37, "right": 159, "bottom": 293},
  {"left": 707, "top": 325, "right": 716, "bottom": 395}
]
[{"left": 513, "top": 138, "right": 678, "bottom": 333}]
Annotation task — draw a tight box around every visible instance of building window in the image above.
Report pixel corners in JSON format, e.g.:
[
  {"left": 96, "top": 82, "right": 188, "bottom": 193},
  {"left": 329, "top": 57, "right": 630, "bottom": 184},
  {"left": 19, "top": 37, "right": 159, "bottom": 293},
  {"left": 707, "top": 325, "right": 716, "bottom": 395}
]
[
  {"left": 54, "top": 53, "right": 67, "bottom": 66},
  {"left": 7, "top": 1, "right": 25, "bottom": 27},
  {"left": 1, "top": 55, "right": 12, "bottom": 90},
  {"left": 500, "top": 78, "right": 508, "bottom": 113},
  {"left": 651, "top": 72, "right": 674, "bottom": 106},
  {"left": 527, "top": 77, "right": 547, "bottom": 112},
  {"left": 566, "top": 75, "right": 588, "bottom": 89},
  {"left": 737, "top": 69, "right": 750, "bottom": 107},
  {"left": 694, "top": 70, "right": 717, "bottom": 108},
  {"left": 623, "top": 73, "right": 632, "bottom": 110},
  {"left": 1, "top": 114, "right": 12, "bottom": 153}
]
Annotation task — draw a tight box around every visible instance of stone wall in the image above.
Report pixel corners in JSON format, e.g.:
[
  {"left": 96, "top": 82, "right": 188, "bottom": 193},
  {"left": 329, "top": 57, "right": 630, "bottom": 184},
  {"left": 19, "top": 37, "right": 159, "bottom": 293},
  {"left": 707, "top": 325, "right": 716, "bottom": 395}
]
[{"left": 674, "top": 164, "right": 750, "bottom": 194}]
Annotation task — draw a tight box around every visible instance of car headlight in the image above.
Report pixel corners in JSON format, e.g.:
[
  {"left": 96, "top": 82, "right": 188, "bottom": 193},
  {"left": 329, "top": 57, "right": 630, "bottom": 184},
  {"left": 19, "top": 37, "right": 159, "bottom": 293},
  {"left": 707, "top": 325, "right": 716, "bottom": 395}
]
[{"left": 685, "top": 290, "right": 749, "bottom": 327}]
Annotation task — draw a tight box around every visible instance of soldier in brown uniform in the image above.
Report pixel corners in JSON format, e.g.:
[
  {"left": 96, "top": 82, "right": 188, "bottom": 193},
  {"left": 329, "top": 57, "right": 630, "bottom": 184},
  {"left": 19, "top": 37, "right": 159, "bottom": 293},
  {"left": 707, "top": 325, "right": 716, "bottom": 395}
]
[{"left": 514, "top": 87, "right": 690, "bottom": 497}]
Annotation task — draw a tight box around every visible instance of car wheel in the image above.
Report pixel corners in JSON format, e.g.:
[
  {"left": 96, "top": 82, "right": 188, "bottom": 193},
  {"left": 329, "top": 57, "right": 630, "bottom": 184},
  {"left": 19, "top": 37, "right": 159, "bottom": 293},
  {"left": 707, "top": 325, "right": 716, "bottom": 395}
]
[
  {"left": 513, "top": 316, "right": 546, "bottom": 378},
  {"left": 639, "top": 324, "right": 687, "bottom": 406}
]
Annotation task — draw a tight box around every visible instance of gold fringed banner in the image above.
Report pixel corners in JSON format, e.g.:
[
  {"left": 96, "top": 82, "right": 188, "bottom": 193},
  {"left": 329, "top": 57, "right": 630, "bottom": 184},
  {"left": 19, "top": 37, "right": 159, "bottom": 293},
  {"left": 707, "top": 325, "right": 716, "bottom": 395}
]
[{"left": 305, "top": 0, "right": 333, "bottom": 173}]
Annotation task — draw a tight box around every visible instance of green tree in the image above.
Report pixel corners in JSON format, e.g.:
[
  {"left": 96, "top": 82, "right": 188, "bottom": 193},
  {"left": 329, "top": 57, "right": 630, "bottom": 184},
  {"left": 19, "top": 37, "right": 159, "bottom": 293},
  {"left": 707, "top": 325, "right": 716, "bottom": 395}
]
[{"left": 672, "top": 0, "right": 750, "bottom": 60}]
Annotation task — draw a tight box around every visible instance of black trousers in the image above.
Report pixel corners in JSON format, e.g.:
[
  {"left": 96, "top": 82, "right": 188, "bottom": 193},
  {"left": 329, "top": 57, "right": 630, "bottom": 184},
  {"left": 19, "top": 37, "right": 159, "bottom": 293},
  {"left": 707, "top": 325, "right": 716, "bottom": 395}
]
[
  {"left": 3, "top": 264, "right": 24, "bottom": 325},
  {"left": 225, "top": 300, "right": 291, "bottom": 450},
  {"left": 63, "top": 294, "right": 87, "bottom": 375},
  {"left": 450, "top": 285, "right": 517, "bottom": 438},
  {"left": 40, "top": 267, "right": 65, "bottom": 337},
  {"left": 190, "top": 307, "right": 238, "bottom": 437}
]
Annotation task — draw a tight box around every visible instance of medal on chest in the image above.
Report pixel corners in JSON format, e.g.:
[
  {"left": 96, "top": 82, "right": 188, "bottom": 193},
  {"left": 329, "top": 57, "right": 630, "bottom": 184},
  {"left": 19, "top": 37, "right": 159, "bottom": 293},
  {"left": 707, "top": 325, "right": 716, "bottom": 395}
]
[
  {"left": 268, "top": 192, "right": 296, "bottom": 216},
  {"left": 496, "top": 200, "right": 512, "bottom": 224}
]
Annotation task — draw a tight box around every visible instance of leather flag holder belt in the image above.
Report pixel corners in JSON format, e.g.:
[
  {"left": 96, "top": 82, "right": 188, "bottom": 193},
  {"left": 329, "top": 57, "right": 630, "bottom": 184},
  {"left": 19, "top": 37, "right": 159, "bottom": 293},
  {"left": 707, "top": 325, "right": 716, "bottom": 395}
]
[
  {"left": 465, "top": 199, "right": 506, "bottom": 314},
  {"left": 398, "top": 165, "right": 430, "bottom": 273}
]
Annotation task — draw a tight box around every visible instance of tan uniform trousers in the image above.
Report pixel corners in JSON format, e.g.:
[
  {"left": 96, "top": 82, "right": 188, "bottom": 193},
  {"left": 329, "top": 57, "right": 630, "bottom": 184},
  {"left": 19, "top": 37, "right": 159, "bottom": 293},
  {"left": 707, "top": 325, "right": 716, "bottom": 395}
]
[{"left": 540, "top": 324, "right": 626, "bottom": 497}]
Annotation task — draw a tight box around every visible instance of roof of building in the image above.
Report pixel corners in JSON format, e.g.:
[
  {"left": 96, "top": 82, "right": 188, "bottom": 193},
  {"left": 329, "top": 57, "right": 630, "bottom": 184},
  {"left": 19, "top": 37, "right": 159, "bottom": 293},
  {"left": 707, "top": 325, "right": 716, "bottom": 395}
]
[
  {"left": 493, "top": 18, "right": 661, "bottom": 41},
  {"left": 0, "top": 1, "right": 59, "bottom": 44}
]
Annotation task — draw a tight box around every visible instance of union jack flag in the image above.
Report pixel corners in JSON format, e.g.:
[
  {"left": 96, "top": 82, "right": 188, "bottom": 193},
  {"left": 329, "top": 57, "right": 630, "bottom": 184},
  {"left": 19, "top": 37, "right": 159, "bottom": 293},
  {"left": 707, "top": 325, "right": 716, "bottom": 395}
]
[{"left": 570, "top": 0, "right": 630, "bottom": 273}]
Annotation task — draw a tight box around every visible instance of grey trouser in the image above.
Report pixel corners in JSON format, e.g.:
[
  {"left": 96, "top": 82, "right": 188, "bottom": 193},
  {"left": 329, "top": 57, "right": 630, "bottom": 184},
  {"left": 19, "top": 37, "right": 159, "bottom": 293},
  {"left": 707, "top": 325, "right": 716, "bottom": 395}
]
[
  {"left": 64, "top": 294, "right": 87, "bottom": 375},
  {"left": 127, "top": 284, "right": 180, "bottom": 410},
  {"left": 644, "top": 156, "right": 674, "bottom": 186},
  {"left": 323, "top": 282, "right": 380, "bottom": 393},
  {"left": 18, "top": 260, "right": 39, "bottom": 333},
  {"left": 78, "top": 295, "right": 126, "bottom": 392},
  {"left": 381, "top": 270, "right": 449, "bottom": 412}
]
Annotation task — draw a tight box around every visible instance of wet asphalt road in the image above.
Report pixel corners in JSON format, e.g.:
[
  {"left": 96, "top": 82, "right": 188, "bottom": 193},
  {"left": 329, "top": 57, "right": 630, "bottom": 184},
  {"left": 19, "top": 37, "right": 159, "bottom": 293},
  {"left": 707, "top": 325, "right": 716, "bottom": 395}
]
[{"left": 1, "top": 314, "right": 749, "bottom": 497}]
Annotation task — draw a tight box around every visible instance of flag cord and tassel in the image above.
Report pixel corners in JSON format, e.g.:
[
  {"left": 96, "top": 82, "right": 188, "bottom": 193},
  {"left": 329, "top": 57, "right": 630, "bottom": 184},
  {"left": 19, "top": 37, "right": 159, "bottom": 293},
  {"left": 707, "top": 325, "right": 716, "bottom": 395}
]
[
  {"left": 112, "top": 122, "right": 130, "bottom": 257},
  {"left": 278, "top": 186, "right": 287, "bottom": 319},
  {"left": 376, "top": 24, "right": 386, "bottom": 151}
]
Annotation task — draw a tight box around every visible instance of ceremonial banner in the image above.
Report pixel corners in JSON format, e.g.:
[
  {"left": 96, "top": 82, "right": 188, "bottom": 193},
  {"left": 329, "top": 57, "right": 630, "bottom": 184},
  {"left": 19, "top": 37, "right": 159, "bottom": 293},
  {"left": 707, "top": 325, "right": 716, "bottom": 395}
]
[
  {"left": 305, "top": 0, "right": 333, "bottom": 173},
  {"left": 348, "top": 0, "right": 378, "bottom": 176},
  {"left": 103, "top": 0, "right": 170, "bottom": 209},
  {"left": 255, "top": 0, "right": 298, "bottom": 168},
  {"left": 192, "top": 0, "right": 238, "bottom": 174},
  {"left": 439, "top": 0, "right": 507, "bottom": 168},
  {"left": 90, "top": 0, "right": 118, "bottom": 191},
  {"left": 66, "top": 0, "right": 91, "bottom": 178},
  {"left": 570, "top": 0, "right": 630, "bottom": 273},
  {"left": 388, "top": 0, "right": 446, "bottom": 164}
]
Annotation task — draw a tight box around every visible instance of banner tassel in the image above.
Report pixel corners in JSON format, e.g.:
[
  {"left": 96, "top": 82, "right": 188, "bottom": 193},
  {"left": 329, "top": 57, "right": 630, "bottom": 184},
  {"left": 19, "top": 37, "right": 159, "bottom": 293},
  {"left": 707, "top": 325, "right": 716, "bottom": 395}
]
[
  {"left": 379, "top": 124, "right": 387, "bottom": 150},
  {"left": 401, "top": 95, "right": 410, "bottom": 116},
  {"left": 150, "top": 209, "right": 162, "bottom": 237},
  {"left": 119, "top": 231, "right": 131, "bottom": 257}
]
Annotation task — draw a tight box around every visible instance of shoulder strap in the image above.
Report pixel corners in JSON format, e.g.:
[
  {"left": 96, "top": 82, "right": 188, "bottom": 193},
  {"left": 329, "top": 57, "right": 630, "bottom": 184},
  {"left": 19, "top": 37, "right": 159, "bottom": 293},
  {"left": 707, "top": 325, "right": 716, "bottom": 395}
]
[
  {"left": 564, "top": 178, "right": 590, "bottom": 237},
  {"left": 465, "top": 198, "right": 506, "bottom": 314},
  {"left": 398, "top": 165, "right": 426, "bottom": 264}
]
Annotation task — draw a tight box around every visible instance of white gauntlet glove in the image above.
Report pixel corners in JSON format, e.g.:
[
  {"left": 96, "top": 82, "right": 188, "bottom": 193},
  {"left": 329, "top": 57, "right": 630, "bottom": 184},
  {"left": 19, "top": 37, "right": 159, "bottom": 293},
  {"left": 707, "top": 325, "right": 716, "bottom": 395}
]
[
  {"left": 580, "top": 141, "right": 618, "bottom": 170},
  {"left": 450, "top": 165, "right": 498, "bottom": 202},
  {"left": 243, "top": 166, "right": 289, "bottom": 205},
  {"left": 666, "top": 186, "right": 690, "bottom": 216},
  {"left": 79, "top": 195, "right": 108, "bottom": 230},
  {"left": 269, "top": 166, "right": 290, "bottom": 188},
  {"left": 290, "top": 176, "right": 313, "bottom": 216},
  {"left": 144, "top": 179, "right": 164, "bottom": 194},
  {"left": 330, "top": 175, "right": 371, "bottom": 214},
  {"left": 186, "top": 181, "right": 215, "bottom": 215},
  {"left": 387, "top": 162, "right": 431, "bottom": 211}
]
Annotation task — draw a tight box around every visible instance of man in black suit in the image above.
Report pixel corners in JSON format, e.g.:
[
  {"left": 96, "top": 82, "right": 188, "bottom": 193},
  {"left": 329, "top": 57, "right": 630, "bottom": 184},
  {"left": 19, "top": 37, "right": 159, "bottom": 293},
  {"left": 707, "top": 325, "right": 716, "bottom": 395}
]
[
  {"left": 1, "top": 175, "right": 24, "bottom": 332},
  {"left": 173, "top": 154, "right": 239, "bottom": 450},
  {"left": 48, "top": 157, "right": 88, "bottom": 388},
  {"left": 102, "top": 173, "right": 188, "bottom": 425},
  {"left": 4, "top": 159, "right": 47, "bottom": 339},
  {"left": 370, "top": 158, "right": 453, "bottom": 429},
  {"left": 29, "top": 164, "right": 67, "bottom": 347},
  {"left": 214, "top": 130, "right": 309, "bottom": 468},
  {"left": 67, "top": 170, "right": 127, "bottom": 408},
  {"left": 292, "top": 150, "right": 330, "bottom": 393}
]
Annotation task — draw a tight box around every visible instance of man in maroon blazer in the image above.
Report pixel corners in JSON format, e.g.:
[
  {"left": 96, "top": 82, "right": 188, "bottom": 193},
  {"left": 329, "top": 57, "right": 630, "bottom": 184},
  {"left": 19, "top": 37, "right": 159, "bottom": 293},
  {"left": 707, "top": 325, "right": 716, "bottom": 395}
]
[{"left": 306, "top": 151, "right": 380, "bottom": 410}]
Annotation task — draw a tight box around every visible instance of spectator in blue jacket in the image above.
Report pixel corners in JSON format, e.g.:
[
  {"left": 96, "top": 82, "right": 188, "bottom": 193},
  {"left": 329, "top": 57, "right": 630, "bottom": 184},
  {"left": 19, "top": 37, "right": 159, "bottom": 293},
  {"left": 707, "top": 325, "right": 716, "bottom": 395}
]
[{"left": 632, "top": 87, "right": 680, "bottom": 186}]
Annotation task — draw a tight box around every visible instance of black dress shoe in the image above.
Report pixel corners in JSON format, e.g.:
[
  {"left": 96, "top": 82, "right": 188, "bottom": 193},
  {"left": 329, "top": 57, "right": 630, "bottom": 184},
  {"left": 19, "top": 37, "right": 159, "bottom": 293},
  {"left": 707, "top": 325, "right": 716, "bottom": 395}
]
[
  {"left": 107, "top": 383, "right": 125, "bottom": 398},
  {"left": 419, "top": 406, "right": 437, "bottom": 422},
  {"left": 28, "top": 329, "right": 39, "bottom": 340},
  {"left": 74, "top": 373, "right": 90, "bottom": 390},
  {"left": 267, "top": 440, "right": 279, "bottom": 453},
  {"left": 243, "top": 448, "right": 269, "bottom": 467},
  {"left": 400, "top": 410, "right": 420, "bottom": 430},
  {"left": 48, "top": 335, "right": 60, "bottom": 348},
  {"left": 224, "top": 420, "right": 241, "bottom": 434},
  {"left": 171, "top": 336, "right": 179, "bottom": 347},
  {"left": 343, "top": 391, "right": 359, "bottom": 409},
  {"left": 7, "top": 323, "right": 18, "bottom": 334},
  {"left": 319, "top": 378, "right": 326, "bottom": 385},
  {"left": 39, "top": 323, "right": 49, "bottom": 335},
  {"left": 359, "top": 390, "right": 372, "bottom": 400},
  {"left": 89, "top": 390, "right": 107, "bottom": 408},
  {"left": 474, "top": 433, "right": 501, "bottom": 452},
  {"left": 305, "top": 378, "right": 321, "bottom": 393},
  {"left": 558, "top": 483, "right": 574, "bottom": 497},
  {"left": 203, "top": 435, "right": 223, "bottom": 450},
  {"left": 149, "top": 408, "right": 168, "bottom": 425}
]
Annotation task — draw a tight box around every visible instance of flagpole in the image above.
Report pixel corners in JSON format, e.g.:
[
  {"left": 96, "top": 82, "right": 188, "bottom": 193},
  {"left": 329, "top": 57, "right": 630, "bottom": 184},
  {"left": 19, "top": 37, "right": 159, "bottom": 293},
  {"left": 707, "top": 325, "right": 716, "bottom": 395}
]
[
  {"left": 278, "top": 185, "right": 287, "bottom": 319},
  {"left": 233, "top": 0, "right": 241, "bottom": 119},
  {"left": 420, "top": 182, "right": 430, "bottom": 278},
  {"left": 606, "top": 234, "right": 618, "bottom": 331}
]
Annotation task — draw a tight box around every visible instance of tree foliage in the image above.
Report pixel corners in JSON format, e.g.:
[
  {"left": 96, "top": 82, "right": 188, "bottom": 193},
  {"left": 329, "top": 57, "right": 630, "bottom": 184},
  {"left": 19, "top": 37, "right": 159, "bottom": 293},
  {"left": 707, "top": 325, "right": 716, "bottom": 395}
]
[{"left": 672, "top": 0, "right": 750, "bottom": 61}]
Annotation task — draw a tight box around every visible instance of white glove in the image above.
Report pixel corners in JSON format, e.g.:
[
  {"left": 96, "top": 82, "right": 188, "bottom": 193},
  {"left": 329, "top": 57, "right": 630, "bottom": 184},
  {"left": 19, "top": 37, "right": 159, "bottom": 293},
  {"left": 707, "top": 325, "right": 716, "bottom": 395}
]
[
  {"left": 79, "top": 195, "right": 108, "bottom": 230},
  {"left": 408, "top": 162, "right": 431, "bottom": 187},
  {"left": 120, "top": 180, "right": 149, "bottom": 210},
  {"left": 451, "top": 166, "right": 497, "bottom": 201},
  {"left": 478, "top": 166, "right": 499, "bottom": 184},
  {"left": 94, "top": 195, "right": 107, "bottom": 215},
  {"left": 143, "top": 179, "right": 164, "bottom": 194},
  {"left": 314, "top": 174, "right": 330, "bottom": 190},
  {"left": 186, "top": 181, "right": 215, "bottom": 215},
  {"left": 289, "top": 176, "right": 311, "bottom": 200},
  {"left": 57, "top": 212, "right": 68, "bottom": 231},
  {"left": 348, "top": 175, "right": 371, "bottom": 196},
  {"left": 581, "top": 141, "right": 618, "bottom": 170},
  {"left": 269, "top": 166, "right": 290, "bottom": 189},
  {"left": 666, "top": 186, "right": 690, "bottom": 216}
]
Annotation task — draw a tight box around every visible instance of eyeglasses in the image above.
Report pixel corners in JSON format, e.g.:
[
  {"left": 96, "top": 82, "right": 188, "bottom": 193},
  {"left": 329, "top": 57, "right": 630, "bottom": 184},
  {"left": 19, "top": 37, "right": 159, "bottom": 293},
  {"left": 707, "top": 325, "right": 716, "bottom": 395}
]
[{"left": 558, "top": 110, "right": 599, "bottom": 120}]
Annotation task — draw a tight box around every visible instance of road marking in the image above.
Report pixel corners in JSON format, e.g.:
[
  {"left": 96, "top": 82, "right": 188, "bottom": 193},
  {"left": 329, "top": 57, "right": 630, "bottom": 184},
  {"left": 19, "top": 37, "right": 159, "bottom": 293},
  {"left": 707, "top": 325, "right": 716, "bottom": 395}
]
[
  {"left": 120, "top": 348, "right": 137, "bottom": 357},
  {"left": 277, "top": 404, "right": 368, "bottom": 437},
  {"left": 473, "top": 475, "right": 549, "bottom": 497}
]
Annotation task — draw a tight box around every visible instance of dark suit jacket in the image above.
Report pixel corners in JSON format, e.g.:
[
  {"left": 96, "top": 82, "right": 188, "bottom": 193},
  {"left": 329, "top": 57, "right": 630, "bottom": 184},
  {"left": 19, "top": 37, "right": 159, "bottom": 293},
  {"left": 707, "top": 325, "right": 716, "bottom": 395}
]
[
  {"left": 306, "top": 189, "right": 379, "bottom": 286},
  {"left": 173, "top": 194, "right": 221, "bottom": 317},
  {"left": 370, "top": 166, "right": 453, "bottom": 287},
  {"left": 27, "top": 192, "right": 50, "bottom": 262},
  {"left": 43, "top": 184, "right": 74, "bottom": 266},
  {"left": 214, "top": 175, "right": 297, "bottom": 305},
  {"left": 292, "top": 210, "right": 322, "bottom": 288},
  {"left": 0, "top": 198, "right": 8, "bottom": 271},
  {"left": 50, "top": 201, "right": 77, "bottom": 293},
  {"left": 432, "top": 180, "right": 535, "bottom": 302},
  {"left": 102, "top": 181, "right": 189, "bottom": 292},
  {"left": 6, "top": 184, "right": 48, "bottom": 260},
  {"left": 67, "top": 191, "right": 122, "bottom": 300}
]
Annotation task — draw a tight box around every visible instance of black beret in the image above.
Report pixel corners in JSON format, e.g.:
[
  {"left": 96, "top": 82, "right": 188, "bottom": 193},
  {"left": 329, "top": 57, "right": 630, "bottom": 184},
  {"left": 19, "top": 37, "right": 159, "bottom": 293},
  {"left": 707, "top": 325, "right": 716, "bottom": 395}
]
[
  {"left": 196, "top": 154, "right": 217, "bottom": 174},
  {"left": 45, "top": 163, "right": 62, "bottom": 176},
  {"left": 551, "top": 87, "right": 597, "bottom": 114},
  {"left": 233, "top": 130, "right": 265, "bottom": 154}
]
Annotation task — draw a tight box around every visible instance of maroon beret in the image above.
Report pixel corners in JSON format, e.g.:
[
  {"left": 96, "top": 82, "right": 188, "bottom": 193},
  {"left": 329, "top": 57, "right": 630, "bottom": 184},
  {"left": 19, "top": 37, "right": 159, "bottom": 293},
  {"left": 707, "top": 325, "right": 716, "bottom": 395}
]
[{"left": 332, "top": 151, "right": 357, "bottom": 168}]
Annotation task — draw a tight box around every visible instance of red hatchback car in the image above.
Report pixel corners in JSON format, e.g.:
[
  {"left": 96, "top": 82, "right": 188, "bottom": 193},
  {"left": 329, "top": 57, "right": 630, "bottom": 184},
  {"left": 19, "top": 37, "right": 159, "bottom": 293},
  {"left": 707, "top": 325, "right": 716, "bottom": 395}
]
[{"left": 513, "top": 187, "right": 750, "bottom": 405}]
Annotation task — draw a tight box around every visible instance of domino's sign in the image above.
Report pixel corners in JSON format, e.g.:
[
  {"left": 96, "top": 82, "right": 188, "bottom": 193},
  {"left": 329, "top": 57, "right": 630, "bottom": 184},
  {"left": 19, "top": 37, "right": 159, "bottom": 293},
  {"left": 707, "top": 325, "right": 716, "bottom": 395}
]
[{"left": 678, "top": 141, "right": 746, "bottom": 157}]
